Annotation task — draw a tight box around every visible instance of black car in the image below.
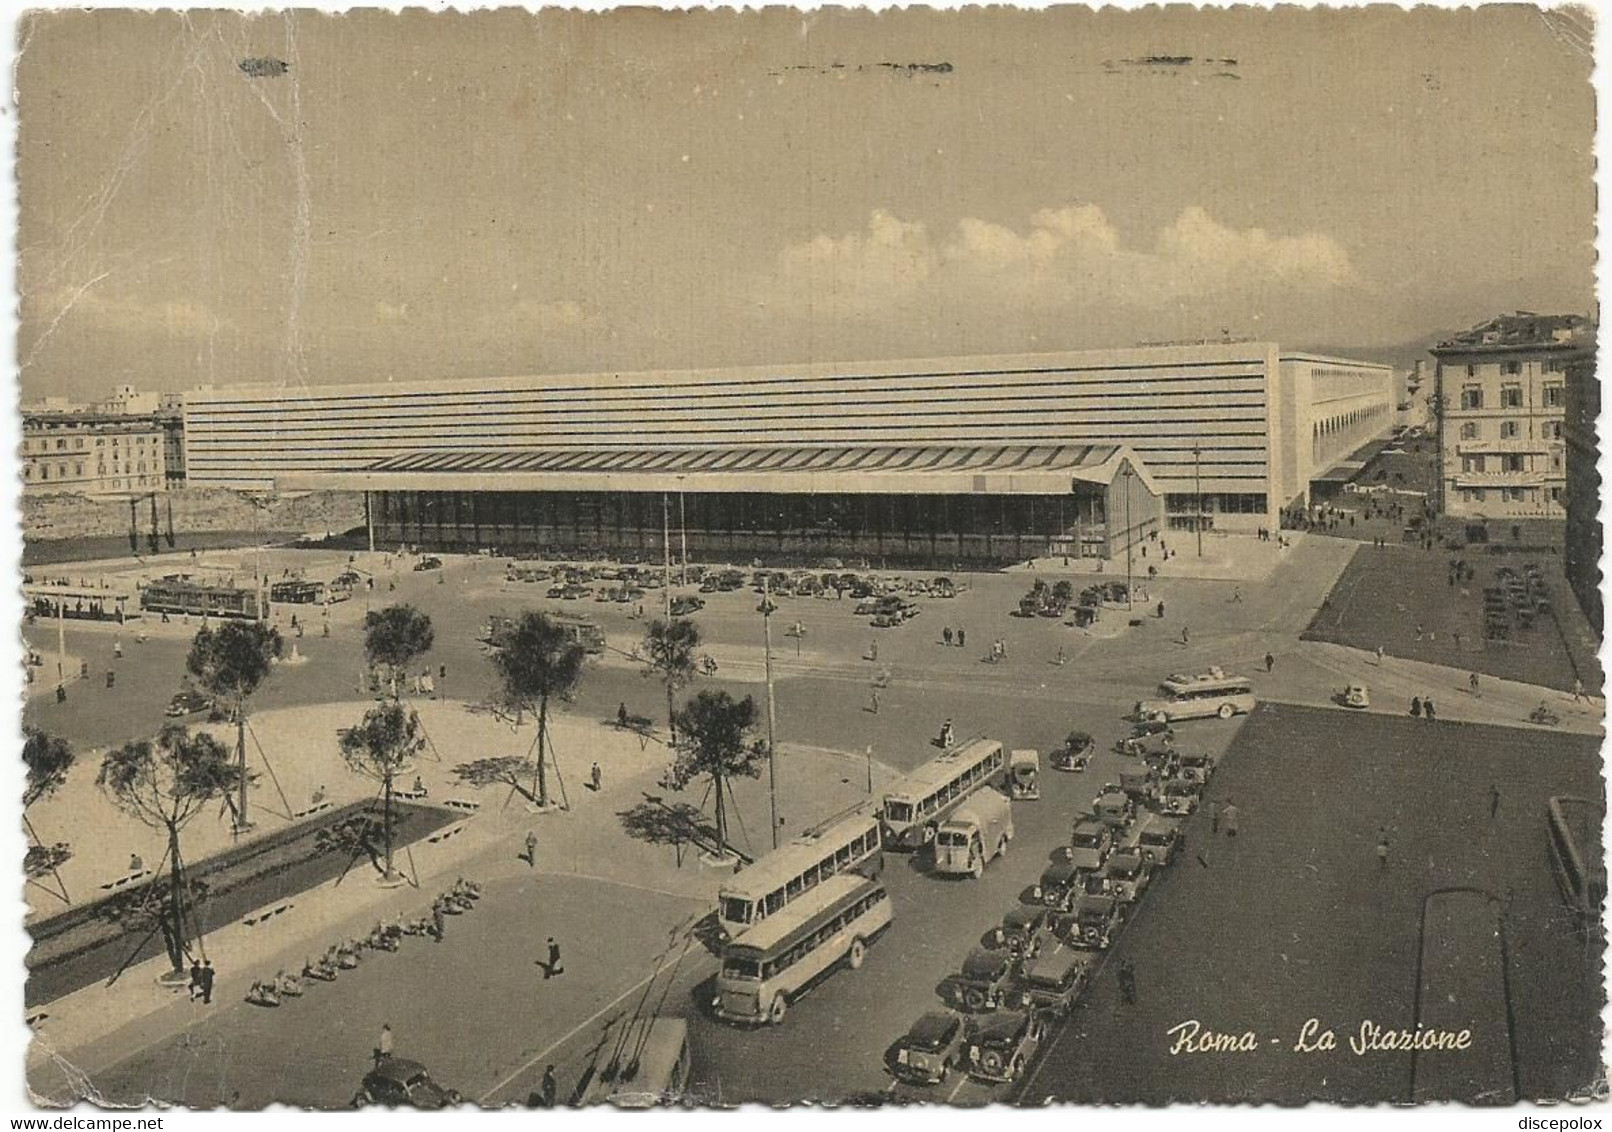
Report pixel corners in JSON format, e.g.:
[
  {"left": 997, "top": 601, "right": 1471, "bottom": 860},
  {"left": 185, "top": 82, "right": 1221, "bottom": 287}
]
[
  {"left": 1011, "top": 942, "right": 1094, "bottom": 1018},
  {"left": 413, "top": 556, "right": 443, "bottom": 572},
  {"left": 965, "top": 1010, "right": 1043, "bottom": 1084},
  {"left": 670, "top": 596, "right": 705, "bottom": 617},
  {"left": 890, "top": 1010, "right": 971, "bottom": 1085},
  {"left": 952, "top": 947, "right": 1015, "bottom": 1012},
  {"left": 353, "top": 1058, "right": 460, "bottom": 1109},
  {"left": 164, "top": 690, "right": 212, "bottom": 718}
]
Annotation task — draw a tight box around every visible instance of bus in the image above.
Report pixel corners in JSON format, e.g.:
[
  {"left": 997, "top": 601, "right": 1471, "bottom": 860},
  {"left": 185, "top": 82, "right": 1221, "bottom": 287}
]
[
  {"left": 578, "top": 1018, "right": 691, "bottom": 1108},
  {"left": 711, "top": 874, "right": 892, "bottom": 1026},
  {"left": 140, "top": 575, "right": 263, "bottom": 620},
  {"left": 1135, "top": 667, "right": 1257, "bottom": 722},
  {"left": 716, "top": 809, "right": 882, "bottom": 938},
  {"left": 881, "top": 739, "right": 1006, "bottom": 850},
  {"left": 1547, "top": 795, "right": 1606, "bottom": 938},
  {"left": 480, "top": 612, "right": 606, "bottom": 656}
]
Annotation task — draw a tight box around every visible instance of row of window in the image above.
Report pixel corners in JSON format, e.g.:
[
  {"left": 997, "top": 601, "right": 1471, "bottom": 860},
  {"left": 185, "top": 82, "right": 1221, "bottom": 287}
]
[
  {"left": 1459, "top": 360, "right": 1567, "bottom": 379},
  {"left": 1457, "top": 420, "right": 1564, "bottom": 442},
  {"left": 749, "top": 890, "right": 889, "bottom": 978},
  {"left": 24, "top": 461, "right": 152, "bottom": 479},
  {"left": 1458, "top": 383, "right": 1565, "bottom": 410},
  {"left": 775, "top": 830, "right": 880, "bottom": 906},
  {"left": 1461, "top": 453, "right": 1564, "bottom": 473},
  {"left": 1164, "top": 493, "right": 1268, "bottom": 514},
  {"left": 23, "top": 434, "right": 159, "bottom": 453},
  {"left": 910, "top": 750, "right": 1005, "bottom": 820},
  {"left": 1458, "top": 486, "right": 1564, "bottom": 505}
]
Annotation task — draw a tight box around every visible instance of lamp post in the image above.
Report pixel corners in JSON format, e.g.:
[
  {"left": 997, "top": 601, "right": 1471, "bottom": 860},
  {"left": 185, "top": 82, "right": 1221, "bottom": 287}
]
[
  {"left": 1194, "top": 443, "right": 1204, "bottom": 558},
  {"left": 1122, "top": 465, "right": 1135, "bottom": 610},
  {"left": 678, "top": 479, "right": 689, "bottom": 587},
  {"left": 762, "top": 575, "right": 780, "bottom": 850},
  {"left": 661, "top": 492, "right": 673, "bottom": 619}
]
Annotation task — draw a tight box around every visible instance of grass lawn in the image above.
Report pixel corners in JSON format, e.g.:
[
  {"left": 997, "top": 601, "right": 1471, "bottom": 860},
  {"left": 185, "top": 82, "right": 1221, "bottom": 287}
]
[
  {"left": 1301, "top": 545, "right": 1602, "bottom": 694},
  {"left": 1023, "top": 703, "right": 1603, "bottom": 1104}
]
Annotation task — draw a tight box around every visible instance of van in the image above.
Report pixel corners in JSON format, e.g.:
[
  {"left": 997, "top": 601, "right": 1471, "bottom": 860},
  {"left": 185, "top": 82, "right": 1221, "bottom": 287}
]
[{"left": 933, "top": 789, "right": 1014, "bottom": 878}]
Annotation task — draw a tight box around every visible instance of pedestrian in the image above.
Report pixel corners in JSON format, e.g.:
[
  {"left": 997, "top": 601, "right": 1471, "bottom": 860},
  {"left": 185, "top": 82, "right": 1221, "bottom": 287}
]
[
  {"left": 1410, "top": 696, "right": 1422, "bottom": 718},
  {"left": 200, "top": 959, "right": 214, "bottom": 1005},
  {"left": 1414, "top": 624, "right": 1423, "bottom": 641},
  {"left": 1156, "top": 601, "right": 1165, "bottom": 620},
  {"left": 1118, "top": 959, "right": 1137, "bottom": 1005},
  {"left": 375, "top": 1022, "right": 394, "bottom": 1066},
  {"left": 1424, "top": 697, "right": 1436, "bottom": 723},
  {"left": 957, "top": 628, "right": 965, "bottom": 649},
  {"left": 1573, "top": 677, "right": 1588, "bottom": 703},
  {"left": 432, "top": 905, "right": 446, "bottom": 942},
  {"left": 1375, "top": 645, "right": 1385, "bottom": 666},
  {"left": 1209, "top": 800, "right": 1220, "bottom": 835},
  {"left": 590, "top": 762, "right": 602, "bottom": 792},
  {"left": 1221, "top": 802, "right": 1240, "bottom": 839},
  {"left": 1470, "top": 672, "right": 1481, "bottom": 698},
  {"left": 1055, "top": 645, "right": 1067, "bottom": 666},
  {"left": 1231, "top": 587, "right": 1242, "bottom": 603},
  {"left": 943, "top": 626, "right": 953, "bottom": 647},
  {"left": 542, "top": 1064, "right": 558, "bottom": 1108},
  {"left": 1180, "top": 627, "right": 1190, "bottom": 646},
  {"left": 544, "top": 937, "right": 563, "bottom": 979},
  {"left": 868, "top": 640, "right": 878, "bottom": 663},
  {"left": 1376, "top": 835, "right": 1390, "bottom": 869},
  {"left": 617, "top": 701, "right": 629, "bottom": 729},
  {"left": 439, "top": 664, "right": 447, "bottom": 686},
  {"left": 869, "top": 689, "right": 880, "bottom": 714},
  {"left": 524, "top": 830, "right": 538, "bottom": 867},
  {"left": 1490, "top": 783, "right": 1501, "bottom": 820},
  {"left": 189, "top": 958, "right": 204, "bottom": 1001},
  {"left": 1264, "top": 652, "right": 1274, "bottom": 674}
]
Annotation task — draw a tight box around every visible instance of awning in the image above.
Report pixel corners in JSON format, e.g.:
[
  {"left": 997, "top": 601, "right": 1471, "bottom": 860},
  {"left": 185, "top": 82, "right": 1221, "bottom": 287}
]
[{"left": 276, "top": 442, "right": 1162, "bottom": 497}]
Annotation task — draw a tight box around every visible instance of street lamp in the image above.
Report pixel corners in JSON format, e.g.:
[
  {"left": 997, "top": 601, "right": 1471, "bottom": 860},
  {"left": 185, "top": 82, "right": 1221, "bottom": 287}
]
[
  {"left": 1194, "top": 443, "right": 1204, "bottom": 558},
  {"left": 1122, "top": 464, "right": 1134, "bottom": 610}
]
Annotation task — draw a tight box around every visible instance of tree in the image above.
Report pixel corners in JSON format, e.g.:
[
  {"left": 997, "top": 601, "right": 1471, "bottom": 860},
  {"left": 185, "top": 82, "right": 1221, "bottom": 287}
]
[
  {"left": 363, "top": 604, "right": 435, "bottom": 698},
  {"left": 452, "top": 755, "right": 541, "bottom": 805},
  {"left": 643, "top": 618, "right": 701, "bottom": 746},
  {"left": 23, "top": 727, "right": 76, "bottom": 898},
  {"left": 662, "top": 690, "right": 767, "bottom": 855},
  {"left": 338, "top": 701, "right": 426, "bottom": 882},
  {"left": 97, "top": 725, "right": 243, "bottom": 978},
  {"left": 186, "top": 619, "right": 282, "bottom": 829},
  {"left": 490, "top": 612, "right": 586, "bottom": 808},
  {"left": 1052, "top": 580, "right": 1075, "bottom": 606}
]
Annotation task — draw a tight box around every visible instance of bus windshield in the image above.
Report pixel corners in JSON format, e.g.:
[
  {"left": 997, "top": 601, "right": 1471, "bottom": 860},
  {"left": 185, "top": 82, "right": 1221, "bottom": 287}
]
[
  {"left": 720, "top": 897, "right": 753, "bottom": 926},
  {"left": 721, "top": 955, "right": 763, "bottom": 980},
  {"left": 885, "top": 800, "right": 913, "bottom": 824},
  {"left": 935, "top": 830, "right": 967, "bottom": 847}
]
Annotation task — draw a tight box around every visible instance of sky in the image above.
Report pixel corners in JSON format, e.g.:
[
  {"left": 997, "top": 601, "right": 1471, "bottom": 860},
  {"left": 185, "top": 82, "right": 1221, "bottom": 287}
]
[{"left": 14, "top": 6, "right": 1598, "bottom": 401}]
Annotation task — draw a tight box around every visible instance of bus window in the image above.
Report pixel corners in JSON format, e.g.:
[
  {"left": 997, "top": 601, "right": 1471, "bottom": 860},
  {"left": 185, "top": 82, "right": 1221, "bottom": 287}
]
[
  {"left": 723, "top": 956, "right": 761, "bottom": 980},
  {"left": 765, "top": 890, "right": 785, "bottom": 915},
  {"left": 835, "top": 844, "right": 851, "bottom": 867},
  {"left": 886, "top": 801, "right": 913, "bottom": 824},
  {"left": 786, "top": 875, "right": 804, "bottom": 898},
  {"left": 721, "top": 897, "right": 752, "bottom": 926}
]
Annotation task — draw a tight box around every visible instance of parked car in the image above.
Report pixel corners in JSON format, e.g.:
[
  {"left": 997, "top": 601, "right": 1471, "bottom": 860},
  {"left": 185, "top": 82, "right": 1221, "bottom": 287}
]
[
  {"left": 1011, "top": 942, "right": 1094, "bottom": 1018},
  {"left": 165, "top": 689, "right": 212, "bottom": 718},
  {"left": 871, "top": 613, "right": 901, "bottom": 628},
  {"left": 412, "top": 556, "right": 443, "bottom": 572},
  {"left": 994, "top": 905, "right": 1050, "bottom": 956},
  {"left": 964, "top": 1010, "right": 1043, "bottom": 1084},
  {"left": 353, "top": 1058, "right": 460, "bottom": 1109},
  {"left": 1091, "top": 788, "right": 1135, "bottom": 830},
  {"left": 1125, "top": 812, "right": 1184, "bottom": 867},
  {"left": 1155, "top": 776, "right": 1202, "bottom": 816},
  {"left": 1066, "top": 891, "right": 1123, "bottom": 950},
  {"left": 1099, "top": 849, "right": 1153, "bottom": 904},
  {"left": 890, "top": 1011, "right": 971, "bottom": 1085},
  {"left": 952, "top": 947, "right": 1016, "bottom": 1012},
  {"left": 670, "top": 596, "right": 705, "bottom": 617},
  {"left": 1033, "top": 858, "right": 1086, "bottom": 909},
  {"left": 1050, "top": 730, "right": 1094, "bottom": 773},
  {"left": 1064, "top": 819, "right": 1113, "bottom": 873},
  {"left": 1339, "top": 683, "right": 1371, "bottom": 709}
]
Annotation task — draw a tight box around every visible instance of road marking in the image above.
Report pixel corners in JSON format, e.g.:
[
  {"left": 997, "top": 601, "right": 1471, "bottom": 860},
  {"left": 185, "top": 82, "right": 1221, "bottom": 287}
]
[{"left": 476, "top": 953, "right": 716, "bottom": 1104}]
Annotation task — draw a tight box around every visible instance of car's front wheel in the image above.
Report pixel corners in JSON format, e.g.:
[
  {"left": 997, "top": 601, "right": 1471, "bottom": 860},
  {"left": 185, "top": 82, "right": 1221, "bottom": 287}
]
[
  {"left": 847, "top": 937, "right": 867, "bottom": 970},
  {"left": 1217, "top": 703, "right": 1235, "bottom": 719},
  {"left": 768, "top": 995, "right": 788, "bottom": 1025}
]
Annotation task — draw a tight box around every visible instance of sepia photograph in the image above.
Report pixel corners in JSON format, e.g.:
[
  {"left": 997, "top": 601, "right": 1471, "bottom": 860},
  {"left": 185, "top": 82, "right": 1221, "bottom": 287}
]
[{"left": 10, "top": 4, "right": 1605, "bottom": 1112}]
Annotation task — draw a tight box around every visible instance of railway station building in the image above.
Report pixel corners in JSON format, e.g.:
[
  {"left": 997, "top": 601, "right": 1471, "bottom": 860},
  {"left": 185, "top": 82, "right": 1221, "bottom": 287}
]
[{"left": 183, "top": 342, "right": 1394, "bottom": 566}]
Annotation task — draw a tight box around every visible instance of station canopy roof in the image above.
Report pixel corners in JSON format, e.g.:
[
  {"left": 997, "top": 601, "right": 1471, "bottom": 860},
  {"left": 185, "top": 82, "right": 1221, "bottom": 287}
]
[{"left": 277, "top": 442, "right": 1161, "bottom": 497}]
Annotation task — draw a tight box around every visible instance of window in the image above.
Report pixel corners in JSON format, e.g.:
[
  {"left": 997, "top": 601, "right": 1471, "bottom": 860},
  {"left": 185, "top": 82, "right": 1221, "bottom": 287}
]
[
  {"left": 1551, "top": 453, "right": 1563, "bottom": 472},
  {"left": 1459, "top": 422, "right": 1480, "bottom": 441},
  {"left": 1466, "top": 487, "right": 1485, "bottom": 502},
  {"left": 1504, "top": 487, "right": 1526, "bottom": 503},
  {"left": 1551, "top": 486, "right": 1565, "bottom": 504},
  {"left": 1461, "top": 387, "right": 1484, "bottom": 410},
  {"left": 1503, "top": 455, "right": 1524, "bottom": 473},
  {"left": 57, "top": 464, "right": 66, "bottom": 477},
  {"left": 22, "top": 466, "right": 30, "bottom": 479},
  {"left": 1500, "top": 421, "right": 1520, "bottom": 439},
  {"left": 1466, "top": 364, "right": 1477, "bottom": 378},
  {"left": 73, "top": 438, "right": 84, "bottom": 449},
  {"left": 1543, "top": 384, "right": 1565, "bottom": 408},
  {"left": 1463, "top": 455, "right": 1486, "bottom": 473},
  {"left": 1502, "top": 361, "right": 1521, "bottom": 376},
  {"left": 1546, "top": 421, "right": 1564, "bottom": 440},
  {"left": 54, "top": 439, "right": 65, "bottom": 450},
  {"left": 39, "top": 466, "right": 47, "bottom": 480},
  {"left": 1501, "top": 385, "right": 1523, "bottom": 408},
  {"left": 73, "top": 463, "right": 83, "bottom": 476}
]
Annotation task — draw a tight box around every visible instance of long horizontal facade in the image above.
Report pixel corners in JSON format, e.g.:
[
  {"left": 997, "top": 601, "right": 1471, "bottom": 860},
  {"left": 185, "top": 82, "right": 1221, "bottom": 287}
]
[{"left": 186, "top": 344, "right": 1394, "bottom": 539}]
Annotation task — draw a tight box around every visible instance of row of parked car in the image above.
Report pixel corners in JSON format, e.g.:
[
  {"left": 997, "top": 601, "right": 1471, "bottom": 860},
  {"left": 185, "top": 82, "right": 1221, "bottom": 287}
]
[{"left": 888, "top": 722, "right": 1217, "bottom": 1090}]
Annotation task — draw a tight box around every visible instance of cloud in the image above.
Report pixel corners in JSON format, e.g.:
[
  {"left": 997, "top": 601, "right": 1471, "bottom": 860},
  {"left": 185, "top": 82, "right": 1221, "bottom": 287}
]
[
  {"left": 23, "top": 284, "right": 226, "bottom": 338},
  {"left": 766, "top": 204, "right": 1360, "bottom": 334}
]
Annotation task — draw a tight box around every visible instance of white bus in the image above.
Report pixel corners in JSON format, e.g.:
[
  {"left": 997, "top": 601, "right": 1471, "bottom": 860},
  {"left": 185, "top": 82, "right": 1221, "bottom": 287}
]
[
  {"left": 882, "top": 739, "right": 1006, "bottom": 850},
  {"left": 579, "top": 1018, "right": 692, "bottom": 1108},
  {"left": 716, "top": 809, "right": 883, "bottom": 939},
  {"left": 933, "top": 787, "right": 1014, "bottom": 878},
  {"left": 711, "top": 874, "right": 892, "bottom": 1026},
  {"left": 1135, "top": 667, "right": 1257, "bottom": 722},
  {"left": 1547, "top": 795, "right": 1606, "bottom": 939}
]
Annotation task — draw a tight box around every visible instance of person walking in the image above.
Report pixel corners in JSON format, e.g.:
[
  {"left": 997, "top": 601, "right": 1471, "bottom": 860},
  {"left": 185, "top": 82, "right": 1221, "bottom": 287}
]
[
  {"left": 544, "top": 937, "right": 564, "bottom": 979},
  {"left": 1489, "top": 783, "right": 1501, "bottom": 820},
  {"left": 1117, "top": 959, "right": 1137, "bottom": 1005},
  {"left": 1055, "top": 645, "right": 1067, "bottom": 666},
  {"left": 590, "top": 762, "right": 602, "bottom": 792},
  {"left": 1573, "top": 677, "right": 1588, "bottom": 703},
  {"left": 1376, "top": 833, "right": 1390, "bottom": 869},
  {"left": 1469, "top": 672, "right": 1481, "bottom": 698},
  {"left": 617, "top": 702, "right": 629, "bottom": 729},
  {"left": 1221, "top": 801, "right": 1240, "bottom": 839},
  {"left": 200, "top": 959, "right": 214, "bottom": 1004},
  {"left": 1156, "top": 600, "right": 1165, "bottom": 620},
  {"left": 541, "top": 1065, "right": 558, "bottom": 1108},
  {"left": 523, "top": 830, "right": 538, "bottom": 868},
  {"left": 1423, "top": 697, "right": 1436, "bottom": 723},
  {"left": 956, "top": 628, "right": 966, "bottom": 650},
  {"left": 1180, "top": 626, "right": 1190, "bottom": 646},
  {"left": 1264, "top": 652, "right": 1274, "bottom": 674},
  {"left": 1375, "top": 644, "right": 1386, "bottom": 666},
  {"left": 1208, "top": 800, "right": 1220, "bottom": 836},
  {"left": 943, "top": 626, "right": 953, "bottom": 647},
  {"left": 188, "top": 958, "right": 205, "bottom": 1001},
  {"left": 432, "top": 904, "right": 446, "bottom": 943},
  {"left": 1410, "top": 696, "right": 1422, "bottom": 718},
  {"left": 375, "top": 1023, "right": 394, "bottom": 1066},
  {"left": 868, "top": 689, "right": 880, "bottom": 715}
]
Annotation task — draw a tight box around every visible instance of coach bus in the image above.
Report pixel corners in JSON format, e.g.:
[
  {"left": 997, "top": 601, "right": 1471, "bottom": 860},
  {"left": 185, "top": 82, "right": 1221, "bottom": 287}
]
[
  {"left": 716, "top": 809, "right": 882, "bottom": 939},
  {"left": 881, "top": 739, "right": 1006, "bottom": 850},
  {"left": 140, "top": 575, "right": 263, "bottom": 620},
  {"left": 1548, "top": 795, "right": 1606, "bottom": 939},
  {"left": 480, "top": 612, "right": 607, "bottom": 656},
  {"left": 711, "top": 874, "right": 892, "bottom": 1026},
  {"left": 1135, "top": 667, "right": 1257, "bottom": 723},
  {"left": 578, "top": 1018, "right": 691, "bottom": 1108}
]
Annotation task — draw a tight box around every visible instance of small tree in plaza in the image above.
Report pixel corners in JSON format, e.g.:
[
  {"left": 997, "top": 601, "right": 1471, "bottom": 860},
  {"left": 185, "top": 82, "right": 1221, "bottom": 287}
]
[
  {"left": 363, "top": 604, "right": 435, "bottom": 698},
  {"left": 643, "top": 618, "right": 702, "bottom": 746},
  {"left": 662, "top": 689, "right": 767, "bottom": 856},
  {"left": 186, "top": 620, "right": 282, "bottom": 830},
  {"left": 23, "top": 727, "right": 76, "bottom": 901},
  {"left": 97, "top": 725, "right": 243, "bottom": 979},
  {"left": 490, "top": 612, "right": 586, "bottom": 808},
  {"left": 338, "top": 701, "right": 426, "bottom": 882}
]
